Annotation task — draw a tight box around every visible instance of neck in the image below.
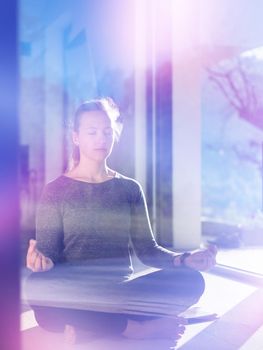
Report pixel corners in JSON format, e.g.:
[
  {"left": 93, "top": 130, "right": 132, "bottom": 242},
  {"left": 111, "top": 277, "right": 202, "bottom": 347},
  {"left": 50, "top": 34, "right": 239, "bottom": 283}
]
[{"left": 69, "top": 159, "right": 114, "bottom": 182}]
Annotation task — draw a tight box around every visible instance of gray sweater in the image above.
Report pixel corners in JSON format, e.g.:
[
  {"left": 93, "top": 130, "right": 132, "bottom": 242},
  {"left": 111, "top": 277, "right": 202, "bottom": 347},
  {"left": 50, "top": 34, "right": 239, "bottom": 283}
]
[{"left": 36, "top": 173, "right": 177, "bottom": 277}]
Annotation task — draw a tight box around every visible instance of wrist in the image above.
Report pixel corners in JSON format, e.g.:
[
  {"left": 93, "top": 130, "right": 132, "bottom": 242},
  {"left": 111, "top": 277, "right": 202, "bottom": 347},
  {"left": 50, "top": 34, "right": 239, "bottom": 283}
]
[
  {"left": 173, "top": 252, "right": 191, "bottom": 267},
  {"left": 173, "top": 255, "right": 181, "bottom": 267},
  {"left": 180, "top": 252, "right": 191, "bottom": 266}
]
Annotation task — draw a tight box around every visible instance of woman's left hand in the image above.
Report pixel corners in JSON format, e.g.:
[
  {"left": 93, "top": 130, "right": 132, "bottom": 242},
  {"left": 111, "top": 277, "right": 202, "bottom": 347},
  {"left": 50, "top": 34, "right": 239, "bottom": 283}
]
[{"left": 183, "top": 244, "right": 217, "bottom": 271}]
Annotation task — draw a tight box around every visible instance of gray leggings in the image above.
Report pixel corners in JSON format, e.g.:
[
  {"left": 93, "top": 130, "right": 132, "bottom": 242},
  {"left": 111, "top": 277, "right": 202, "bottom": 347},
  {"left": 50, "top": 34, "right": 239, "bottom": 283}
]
[{"left": 26, "top": 266, "right": 205, "bottom": 335}]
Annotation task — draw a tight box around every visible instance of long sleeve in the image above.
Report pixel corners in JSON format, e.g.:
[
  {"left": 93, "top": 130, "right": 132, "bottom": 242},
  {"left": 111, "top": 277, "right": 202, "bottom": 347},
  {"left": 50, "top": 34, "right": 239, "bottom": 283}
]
[
  {"left": 35, "top": 184, "right": 64, "bottom": 264},
  {"left": 130, "top": 182, "right": 178, "bottom": 269}
]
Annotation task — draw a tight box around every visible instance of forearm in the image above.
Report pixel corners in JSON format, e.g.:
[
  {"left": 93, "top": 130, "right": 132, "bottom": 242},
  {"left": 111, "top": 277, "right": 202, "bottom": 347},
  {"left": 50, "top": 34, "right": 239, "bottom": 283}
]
[
  {"left": 135, "top": 240, "right": 178, "bottom": 269},
  {"left": 172, "top": 252, "right": 192, "bottom": 268}
]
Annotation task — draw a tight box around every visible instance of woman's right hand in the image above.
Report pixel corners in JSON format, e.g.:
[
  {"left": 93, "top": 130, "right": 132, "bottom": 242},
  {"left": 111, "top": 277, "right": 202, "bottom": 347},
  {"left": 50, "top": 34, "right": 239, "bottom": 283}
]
[
  {"left": 183, "top": 244, "right": 217, "bottom": 271},
  {"left": 26, "top": 239, "right": 54, "bottom": 272}
]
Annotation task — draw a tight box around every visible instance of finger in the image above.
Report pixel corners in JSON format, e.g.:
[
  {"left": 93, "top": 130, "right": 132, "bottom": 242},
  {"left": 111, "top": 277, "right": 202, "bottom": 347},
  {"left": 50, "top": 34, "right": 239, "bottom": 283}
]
[
  {"left": 28, "top": 239, "right": 37, "bottom": 254},
  {"left": 33, "top": 252, "right": 43, "bottom": 271},
  {"left": 205, "top": 255, "right": 213, "bottom": 268},
  {"left": 207, "top": 243, "right": 218, "bottom": 256},
  {"left": 27, "top": 248, "right": 39, "bottom": 269},
  {"left": 195, "top": 255, "right": 209, "bottom": 271},
  {"left": 41, "top": 256, "right": 47, "bottom": 271},
  {"left": 42, "top": 256, "right": 53, "bottom": 271},
  {"left": 204, "top": 255, "right": 216, "bottom": 270},
  {"left": 198, "top": 260, "right": 208, "bottom": 271},
  {"left": 210, "top": 256, "right": 217, "bottom": 267},
  {"left": 44, "top": 256, "right": 54, "bottom": 271},
  {"left": 202, "top": 249, "right": 216, "bottom": 261},
  {"left": 46, "top": 257, "right": 53, "bottom": 270}
]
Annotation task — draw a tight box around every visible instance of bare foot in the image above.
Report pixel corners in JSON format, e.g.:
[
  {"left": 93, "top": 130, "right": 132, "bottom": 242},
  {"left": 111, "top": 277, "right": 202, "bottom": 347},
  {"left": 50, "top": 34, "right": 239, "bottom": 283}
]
[
  {"left": 64, "top": 324, "right": 95, "bottom": 345},
  {"left": 123, "top": 316, "right": 187, "bottom": 340}
]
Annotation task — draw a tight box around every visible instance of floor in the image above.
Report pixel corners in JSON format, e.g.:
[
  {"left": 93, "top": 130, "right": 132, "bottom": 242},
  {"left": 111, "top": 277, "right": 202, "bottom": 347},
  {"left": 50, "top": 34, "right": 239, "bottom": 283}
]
[
  {"left": 21, "top": 257, "right": 263, "bottom": 350},
  {"left": 216, "top": 246, "right": 263, "bottom": 275},
  {"left": 240, "top": 324, "right": 263, "bottom": 350}
]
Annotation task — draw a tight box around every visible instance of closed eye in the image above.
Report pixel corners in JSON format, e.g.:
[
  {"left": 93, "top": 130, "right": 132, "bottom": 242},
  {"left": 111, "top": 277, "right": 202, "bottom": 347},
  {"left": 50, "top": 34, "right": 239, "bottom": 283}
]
[{"left": 82, "top": 127, "right": 113, "bottom": 136}]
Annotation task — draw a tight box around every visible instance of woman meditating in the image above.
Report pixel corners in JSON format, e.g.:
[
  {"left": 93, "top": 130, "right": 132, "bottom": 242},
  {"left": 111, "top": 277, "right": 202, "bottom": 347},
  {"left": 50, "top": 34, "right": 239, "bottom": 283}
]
[{"left": 26, "top": 98, "right": 217, "bottom": 344}]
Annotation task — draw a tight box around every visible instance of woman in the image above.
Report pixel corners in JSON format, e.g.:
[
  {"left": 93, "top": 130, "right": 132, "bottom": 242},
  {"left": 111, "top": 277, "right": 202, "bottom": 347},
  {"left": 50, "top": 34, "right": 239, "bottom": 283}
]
[{"left": 26, "top": 98, "right": 217, "bottom": 344}]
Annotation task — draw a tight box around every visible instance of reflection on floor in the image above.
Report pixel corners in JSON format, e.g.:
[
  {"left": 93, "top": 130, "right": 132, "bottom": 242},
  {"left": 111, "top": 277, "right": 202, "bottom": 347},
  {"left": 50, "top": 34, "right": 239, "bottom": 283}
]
[
  {"left": 21, "top": 265, "right": 263, "bottom": 350},
  {"left": 217, "top": 246, "right": 263, "bottom": 275},
  {"left": 240, "top": 323, "right": 263, "bottom": 350}
]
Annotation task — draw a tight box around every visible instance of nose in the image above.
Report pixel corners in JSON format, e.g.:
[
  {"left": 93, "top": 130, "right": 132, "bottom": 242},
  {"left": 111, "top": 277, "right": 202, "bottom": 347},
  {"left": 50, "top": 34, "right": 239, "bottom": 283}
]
[{"left": 95, "top": 131, "right": 110, "bottom": 146}]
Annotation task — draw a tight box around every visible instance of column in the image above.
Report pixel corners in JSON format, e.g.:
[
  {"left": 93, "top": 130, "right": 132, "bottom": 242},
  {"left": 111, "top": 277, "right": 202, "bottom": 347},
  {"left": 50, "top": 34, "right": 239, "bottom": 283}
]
[
  {"left": 44, "top": 16, "right": 67, "bottom": 183},
  {"left": 134, "top": 0, "right": 147, "bottom": 192},
  {"left": 171, "top": 0, "right": 202, "bottom": 250}
]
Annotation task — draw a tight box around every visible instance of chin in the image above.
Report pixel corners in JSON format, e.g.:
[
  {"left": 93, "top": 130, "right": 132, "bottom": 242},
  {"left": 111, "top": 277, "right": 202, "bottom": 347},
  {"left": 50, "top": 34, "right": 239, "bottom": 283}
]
[{"left": 92, "top": 152, "right": 111, "bottom": 161}]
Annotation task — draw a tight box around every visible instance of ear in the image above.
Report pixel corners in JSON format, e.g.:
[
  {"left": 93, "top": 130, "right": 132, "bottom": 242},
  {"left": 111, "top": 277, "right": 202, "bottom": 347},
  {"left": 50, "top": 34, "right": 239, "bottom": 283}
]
[{"left": 72, "top": 131, "right": 79, "bottom": 146}]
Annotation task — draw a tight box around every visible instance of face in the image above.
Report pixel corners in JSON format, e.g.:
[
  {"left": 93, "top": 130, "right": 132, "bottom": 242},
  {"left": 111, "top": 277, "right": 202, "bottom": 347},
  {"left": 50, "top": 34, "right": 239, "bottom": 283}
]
[{"left": 73, "top": 110, "right": 115, "bottom": 162}]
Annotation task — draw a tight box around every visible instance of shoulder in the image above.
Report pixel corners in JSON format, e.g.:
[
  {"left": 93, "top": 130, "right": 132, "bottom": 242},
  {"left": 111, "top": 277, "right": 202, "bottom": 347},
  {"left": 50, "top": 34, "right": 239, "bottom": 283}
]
[
  {"left": 115, "top": 172, "right": 141, "bottom": 188},
  {"left": 115, "top": 172, "right": 144, "bottom": 199},
  {"left": 39, "top": 176, "right": 69, "bottom": 202}
]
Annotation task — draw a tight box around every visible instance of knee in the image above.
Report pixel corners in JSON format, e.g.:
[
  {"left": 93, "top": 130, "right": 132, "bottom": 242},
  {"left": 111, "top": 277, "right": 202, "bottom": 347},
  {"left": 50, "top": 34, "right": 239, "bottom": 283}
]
[
  {"left": 171, "top": 267, "right": 205, "bottom": 300},
  {"left": 24, "top": 272, "right": 41, "bottom": 300},
  {"left": 188, "top": 269, "right": 205, "bottom": 299},
  {"left": 33, "top": 306, "right": 65, "bottom": 332},
  {"left": 24, "top": 270, "right": 54, "bottom": 306}
]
